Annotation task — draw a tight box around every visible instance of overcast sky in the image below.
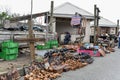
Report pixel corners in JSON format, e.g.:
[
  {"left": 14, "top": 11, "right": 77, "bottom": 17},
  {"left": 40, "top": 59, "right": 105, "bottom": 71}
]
[{"left": 0, "top": 0, "right": 119, "bottom": 23}]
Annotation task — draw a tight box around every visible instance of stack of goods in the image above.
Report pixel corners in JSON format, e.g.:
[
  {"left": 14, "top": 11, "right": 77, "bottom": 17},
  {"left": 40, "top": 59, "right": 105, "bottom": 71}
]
[
  {"left": 36, "top": 40, "right": 58, "bottom": 50},
  {"left": 106, "top": 47, "right": 115, "bottom": 52},
  {"left": 44, "top": 48, "right": 93, "bottom": 71},
  {"left": 77, "top": 43, "right": 116, "bottom": 57},
  {"left": 78, "top": 53, "right": 94, "bottom": 64},
  {"left": 23, "top": 48, "right": 94, "bottom": 80},
  {"left": 63, "top": 59, "right": 86, "bottom": 70},
  {"left": 23, "top": 61, "right": 61, "bottom": 80},
  {"left": 50, "top": 40, "right": 58, "bottom": 48},
  {"left": 24, "top": 69, "right": 60, "bottom": 80},
  {"left": 0, "top": 40, "right": 18, "bottom": 60},
  {"left": 97, "top": 45, "right": 115, "bottom": 56},
  {"left": 62, "top": 43, "right": 80, "bottom": 52}
]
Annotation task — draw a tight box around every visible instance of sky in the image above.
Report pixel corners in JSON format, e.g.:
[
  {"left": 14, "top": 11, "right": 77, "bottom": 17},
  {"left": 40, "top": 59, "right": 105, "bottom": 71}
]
[{"left": 0, "top": 0, "right": 119, "bottom": 23}]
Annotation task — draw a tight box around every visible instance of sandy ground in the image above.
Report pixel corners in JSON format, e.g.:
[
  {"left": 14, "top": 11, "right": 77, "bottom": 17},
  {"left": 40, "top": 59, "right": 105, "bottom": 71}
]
[{"left": 0, "top": 53, "right": 31, "bottom": 74}]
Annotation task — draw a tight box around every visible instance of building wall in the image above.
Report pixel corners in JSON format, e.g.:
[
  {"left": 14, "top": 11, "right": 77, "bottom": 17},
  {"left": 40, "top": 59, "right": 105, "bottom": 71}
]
[
  {"left": 83, "top": 20, "right": 91, "bottom": 43},
  {"left": 110, "top": 27, "right": 116, "bottom": 34},
  {"left": 56, "top": 21, "right": 75, "bottom": 35},
  {"left": 56, "top": 18, "right": 91, "bottom": 43},
  {"left": 99, "top": 27, "right": 116, "bottom": 35},
  {"left": 90, "top": 27, "right": 116, "bottom": 35}
]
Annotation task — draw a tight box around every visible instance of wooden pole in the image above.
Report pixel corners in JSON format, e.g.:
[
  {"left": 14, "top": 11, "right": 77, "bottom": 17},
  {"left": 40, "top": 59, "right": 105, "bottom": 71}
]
[
  {"left": 96, "top": 8, "right": 100, "bottom": 36},
  {"left": 96, "top": 8, "right": 100, "bottom": 44},
  {"left": 94, "top": 5, "right": 97, "bottom": 45},
  {"left": 28, "top": 0, "right": 35, "bottom": 61},
  {"left": 117, "top": 20, "right": 119, "bottom": 34},
  {"left": 49, "top": 1, "right": 54, "bottom": 32},
  {"left": 46, "top": 12, "right": 49, "bottom": 41}
]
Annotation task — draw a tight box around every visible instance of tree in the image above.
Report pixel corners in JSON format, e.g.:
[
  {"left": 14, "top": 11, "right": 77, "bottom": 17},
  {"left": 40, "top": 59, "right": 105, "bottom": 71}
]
[{"left": 0, "top": 12, "right": 11, "bottom": 27}]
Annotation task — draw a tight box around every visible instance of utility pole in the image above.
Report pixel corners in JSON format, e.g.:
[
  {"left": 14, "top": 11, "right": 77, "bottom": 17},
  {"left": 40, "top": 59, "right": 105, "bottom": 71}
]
[
  {"left": 49, "top": 1, "right": 54, "bottom": 32},
  {"left": 94, "top": 5, "right": 100, "bottom": 45},
  {"left": 29, "top": 0, "right": 35, "bottom": 61}
]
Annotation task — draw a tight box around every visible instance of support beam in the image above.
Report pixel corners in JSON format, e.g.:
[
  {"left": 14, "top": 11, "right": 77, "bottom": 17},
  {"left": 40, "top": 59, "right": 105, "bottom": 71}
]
[
  {"left": 117, "top": 20, "right": 119, "bottom": 34},
  {"left": 94, "top": 5, "right": 100, "bottom": 45},
  {"left": 10, "top": 12, "right": 48, "bottom": 23},
  {"left": 46, "top": 12, "right": 49, "bottom": 41},
  {"left": 29, "top": 0, "right": 35, "bottom": 61},
  {"left": 96, "top": 8, "right": 100, "bottom": 36},
  {"left": 94, "top": 5, "right": 97, "bottom": 45},
  {"left": 49, "top": 1, "right": 54, "bottom": 32}
]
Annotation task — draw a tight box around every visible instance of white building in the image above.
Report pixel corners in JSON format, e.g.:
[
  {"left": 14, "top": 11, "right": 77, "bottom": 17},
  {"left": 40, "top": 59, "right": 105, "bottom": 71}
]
[
  {"left": 90, "top": 17, "right": 117, "bottom": 35},
  {"left": 48, "top": 2, "right": 94, "bottom": 43}
]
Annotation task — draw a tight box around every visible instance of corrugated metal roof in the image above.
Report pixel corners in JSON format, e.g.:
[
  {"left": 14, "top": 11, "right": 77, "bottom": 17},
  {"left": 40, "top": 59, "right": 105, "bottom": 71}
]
[
  {"left": 51, "top": 2, "right": 94, "bottom": 19},
  {"left": 52, "top": 13, "right": 94, "bottom": 19},
  {"left": 90, "top": 17, "right": 117, "bottom": 27}
]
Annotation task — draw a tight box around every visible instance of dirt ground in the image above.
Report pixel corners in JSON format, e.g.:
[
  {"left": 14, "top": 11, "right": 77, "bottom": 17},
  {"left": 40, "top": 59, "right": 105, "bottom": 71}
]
[{"left": 0, "top": 53, "right": 31, "bottom": 74}]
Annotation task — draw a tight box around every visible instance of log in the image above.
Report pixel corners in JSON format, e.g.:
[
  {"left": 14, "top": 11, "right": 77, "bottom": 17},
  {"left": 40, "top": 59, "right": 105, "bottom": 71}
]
[{"left": 14, "top": 38, "right": 45, "bottom": 42}]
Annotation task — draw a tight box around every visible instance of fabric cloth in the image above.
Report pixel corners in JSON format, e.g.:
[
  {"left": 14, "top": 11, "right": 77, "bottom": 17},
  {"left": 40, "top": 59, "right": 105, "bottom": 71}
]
[
  {"left": 77, "top": 49, "right": 101, "bottom": 57},
  {"left": 71, "top": 15, "right": 82, "bottom": 26},
  {"left": 81, "top": 17, "right": 87, "bottom": 35},
  {"left": 77, "top": 49, "right": 94, "bottom": 56},
  {"left": 81, "top": 17, "right": 87, "bottom": 28},
  {"left": 93, "top": 51, "right": 101, "bottom": 57}
]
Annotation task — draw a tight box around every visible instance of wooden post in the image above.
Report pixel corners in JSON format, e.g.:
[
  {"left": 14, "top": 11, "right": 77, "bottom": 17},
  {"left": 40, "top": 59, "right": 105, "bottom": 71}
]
[
  {"left": 46, "top": 12, "right": 49, "bottom": 41},
  {"left": 96, "top": 8, "right": 100, "bottom": 36},
  {"left": 28, "top": 0, "right": 35, "bottom": 61},
  {"left": 49, "top": 1, "right": 54, "bottom": 32},
  {"left": 94, "top": 5, "right": 100, "bottom": 45},
  {"left": 96, "top": 8, "right": 100, "bottom": 45},
  {"left": 94, "top": 5, "right": 97, "bottom": 45},
  {"left": 117, "top": 20, "right": 119, "bottom": 34}
]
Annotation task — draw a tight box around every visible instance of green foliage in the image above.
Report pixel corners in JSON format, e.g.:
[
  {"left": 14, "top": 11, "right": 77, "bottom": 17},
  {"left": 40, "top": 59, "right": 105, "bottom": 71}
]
[
  {"left": 0, "top": 12, "right": 11, "bottom": 27},
  {"left": 0, "top": 12, "right": 11, "bottom": 20}
]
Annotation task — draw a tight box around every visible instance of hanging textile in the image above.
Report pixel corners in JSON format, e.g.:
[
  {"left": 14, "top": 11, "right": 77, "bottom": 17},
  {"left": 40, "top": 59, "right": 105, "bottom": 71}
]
[
  {"left": 81, "top": 17, "right": 87, "bottom": 35},
  {"left": 81, "top": 17, "right": 87, "bottom": 28},
  {"left": 70, "top": 13, "right": 82, "bottom": 28},
  {"left": 78, "top": 16, "right": 87, "bottom": 35}
]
